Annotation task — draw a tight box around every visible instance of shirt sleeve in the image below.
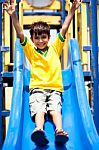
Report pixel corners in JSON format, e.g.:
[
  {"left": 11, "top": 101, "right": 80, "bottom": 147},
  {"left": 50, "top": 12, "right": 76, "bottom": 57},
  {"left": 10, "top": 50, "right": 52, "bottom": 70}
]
[
  {"left": 51, "top": 32, "right": 65, "bottom": 56},
  {"left": 21, "top": 37, "right": 35, "bottom": 63}
]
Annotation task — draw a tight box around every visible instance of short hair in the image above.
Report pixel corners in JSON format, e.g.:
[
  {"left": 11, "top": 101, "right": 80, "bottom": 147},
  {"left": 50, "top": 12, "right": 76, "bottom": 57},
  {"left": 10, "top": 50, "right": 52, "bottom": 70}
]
[{"left": 30, "top": 21, "right": 50, "bottom": 38}]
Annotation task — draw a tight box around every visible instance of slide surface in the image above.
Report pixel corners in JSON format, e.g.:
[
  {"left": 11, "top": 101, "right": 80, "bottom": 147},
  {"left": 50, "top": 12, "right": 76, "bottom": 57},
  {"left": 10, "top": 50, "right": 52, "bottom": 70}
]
[{"left": 2, "top": 39, "right": 99, "bottom": 150}]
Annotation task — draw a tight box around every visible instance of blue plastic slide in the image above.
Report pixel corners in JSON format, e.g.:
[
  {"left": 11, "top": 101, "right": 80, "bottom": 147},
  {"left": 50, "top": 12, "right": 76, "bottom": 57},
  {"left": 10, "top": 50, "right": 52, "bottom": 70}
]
[{"left": 2, "top": 39, "right": 99, "bottom": 150}]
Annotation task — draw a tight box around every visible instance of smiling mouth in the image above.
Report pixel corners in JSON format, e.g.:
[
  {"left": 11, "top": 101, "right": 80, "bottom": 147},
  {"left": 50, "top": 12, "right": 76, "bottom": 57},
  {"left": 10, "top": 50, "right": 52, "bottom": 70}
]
[{"left": 38, "top": 43, "right": 46, "bottom": 47}]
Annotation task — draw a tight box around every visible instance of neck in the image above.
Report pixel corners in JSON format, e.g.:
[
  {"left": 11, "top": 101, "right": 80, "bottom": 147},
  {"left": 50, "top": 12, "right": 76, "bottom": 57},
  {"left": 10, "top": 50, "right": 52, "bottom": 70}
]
[{"left": 37, "top": 46, "right": 49, "bottom": 52}]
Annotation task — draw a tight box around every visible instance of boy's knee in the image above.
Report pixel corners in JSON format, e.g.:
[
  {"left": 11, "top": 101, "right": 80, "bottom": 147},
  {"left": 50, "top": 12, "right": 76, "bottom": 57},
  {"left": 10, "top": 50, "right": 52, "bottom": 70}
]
[{"left": 49, "top": 110, "right": 60, "bottom": 116}]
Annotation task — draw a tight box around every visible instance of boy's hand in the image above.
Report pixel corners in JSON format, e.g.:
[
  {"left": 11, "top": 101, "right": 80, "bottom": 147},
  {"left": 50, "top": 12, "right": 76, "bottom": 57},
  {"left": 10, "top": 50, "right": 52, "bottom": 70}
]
[
  {"left": 3, "top": 0, "right": 24, "bottom": 43},
  {"left": 3, "top": 2, "right": 16, "bottom": 16},
  {"left": 71, "top": 0, "right": 82, "bottom": 10}
]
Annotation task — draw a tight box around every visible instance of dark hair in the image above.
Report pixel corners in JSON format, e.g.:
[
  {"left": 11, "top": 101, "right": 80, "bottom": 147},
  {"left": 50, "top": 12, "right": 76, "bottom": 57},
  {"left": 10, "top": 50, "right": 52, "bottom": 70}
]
[{"left": 30, "top": 21, "right": 50, "bottom": 38}]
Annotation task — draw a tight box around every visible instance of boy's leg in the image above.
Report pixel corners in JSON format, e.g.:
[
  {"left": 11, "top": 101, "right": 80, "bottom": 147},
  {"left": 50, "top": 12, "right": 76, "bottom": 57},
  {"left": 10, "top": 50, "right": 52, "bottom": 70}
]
[
  {"left": 49, "top": 110, "right": 69, "bottom": 145},
  {"left": 31, "top": 112, "right": 49, "bottom": 146},
  {"left": 29, "top": 88, "right": 49, "bottom": 145},
  {"left": 29, "top": 88, "right": 47, "bottom": 127},
  {"left": 47, "top": 90, "right": 63, "bottom": 130},
  {"left": 35, "top": 112, "right": 45, "bottom": 130},
  {"left": 47, "top": 90, "right": 69, "bottom": 144},
  {"left": 49, "top": 110, "right": 62, "bottom": 130}
]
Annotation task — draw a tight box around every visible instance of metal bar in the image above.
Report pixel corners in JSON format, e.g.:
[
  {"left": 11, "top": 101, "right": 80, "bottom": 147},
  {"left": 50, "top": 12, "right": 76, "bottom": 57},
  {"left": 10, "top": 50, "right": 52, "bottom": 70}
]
[
  {"left": 16, "top": 0, "right": 21, "bottom": 2},
  {"left": 1, "top": 72, "right": 13, "bottom": 77},
  {"left": 86, "top": 2, "right": 91, "bottom": 71},
  {"left": 86, "top": 2, "right": 90, "bottom": 27},
  {"left": 61, "top": 0, "right": 66, "bottom": 69},
  {"left": 0, "top": 2, "right": 3, "bottom": 149},
  {"left": 23, "top": 11, "right": 62, "bottom": 16},
  {"left": 83, "top": 46, "right": 99, "bottom": 51},
  {"left": 83, "top": 46, "right": 91, "bottom": 51},
  {"left": 10, "top": 18, "right": 13, "bottom": 63},
  {"left": 1, "top": 110, "right": 10, "bottom": 117},
  {"left": 0, "top": 46, "right": 9, "bottom": 52},
  {"left": 0, "top": 0, "right": 6, "bottom": 3},
  {"left": 91, "top": 0, "right": 99, "bottom": 134},
  {"left": 9, "top": 0, "right": 13, "bottom": 63},
  {"left": 61, "top": 0, "right": 66, "bottom": 23},
  {"left": 82, "top": 0, "right": 90, "bottom": 2}
]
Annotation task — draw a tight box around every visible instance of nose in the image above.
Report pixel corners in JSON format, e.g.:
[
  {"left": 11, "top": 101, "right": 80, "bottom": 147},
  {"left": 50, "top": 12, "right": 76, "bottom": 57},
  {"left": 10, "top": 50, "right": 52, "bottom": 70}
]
[{"left": 39, "top": 38, "right": 43, "bottom": 42}]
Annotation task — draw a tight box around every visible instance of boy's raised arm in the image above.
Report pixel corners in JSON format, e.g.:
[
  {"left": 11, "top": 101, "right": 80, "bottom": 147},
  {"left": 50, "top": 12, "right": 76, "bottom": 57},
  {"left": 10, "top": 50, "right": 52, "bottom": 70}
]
[
  {"left": 3, "top": 2, "right": 24, "bottom": 43},
  {"left": 60, "top": 0, "right": 82, "bottom": 38}
]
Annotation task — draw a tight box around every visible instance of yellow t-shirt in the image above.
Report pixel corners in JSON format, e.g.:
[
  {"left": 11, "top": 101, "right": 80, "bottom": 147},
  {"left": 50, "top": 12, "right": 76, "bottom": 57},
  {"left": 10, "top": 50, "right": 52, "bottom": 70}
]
[{"left": 21, "top": 33, "right": 65, "bottom": 92}]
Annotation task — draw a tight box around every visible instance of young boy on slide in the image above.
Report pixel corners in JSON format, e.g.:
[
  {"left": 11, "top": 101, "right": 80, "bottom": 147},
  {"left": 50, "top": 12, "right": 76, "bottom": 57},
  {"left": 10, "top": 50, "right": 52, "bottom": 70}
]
[{"left": 3, "top": 0, "right": 82, "bottom": 146}]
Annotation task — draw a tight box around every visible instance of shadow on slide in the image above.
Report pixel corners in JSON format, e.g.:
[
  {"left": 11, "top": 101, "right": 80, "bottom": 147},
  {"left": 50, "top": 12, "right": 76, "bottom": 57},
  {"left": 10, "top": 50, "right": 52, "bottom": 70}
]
[{"left": 2, "top": 39, "right": 99, "bottom": 150}]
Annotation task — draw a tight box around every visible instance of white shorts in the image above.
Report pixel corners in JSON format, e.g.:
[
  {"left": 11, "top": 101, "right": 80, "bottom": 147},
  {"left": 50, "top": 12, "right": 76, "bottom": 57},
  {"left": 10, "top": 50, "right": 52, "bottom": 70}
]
[{"left": 29, "top": 88, "right": 62, "bottom": 120}]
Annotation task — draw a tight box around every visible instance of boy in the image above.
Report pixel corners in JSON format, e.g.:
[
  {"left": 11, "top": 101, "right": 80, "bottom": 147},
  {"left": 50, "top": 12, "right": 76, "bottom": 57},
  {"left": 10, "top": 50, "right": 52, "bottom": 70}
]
[{"left": 4, "top": 0, "right": 82, "bottom": 146}]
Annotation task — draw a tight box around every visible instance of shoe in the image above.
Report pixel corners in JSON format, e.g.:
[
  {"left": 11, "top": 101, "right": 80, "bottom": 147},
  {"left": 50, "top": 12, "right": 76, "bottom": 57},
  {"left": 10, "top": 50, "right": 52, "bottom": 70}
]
[
  {"left": 31, "top": 129, "right": 49, "bottom": 146},
  {"left": 55, "top": 129, "right": 69, "bottom": 145}
]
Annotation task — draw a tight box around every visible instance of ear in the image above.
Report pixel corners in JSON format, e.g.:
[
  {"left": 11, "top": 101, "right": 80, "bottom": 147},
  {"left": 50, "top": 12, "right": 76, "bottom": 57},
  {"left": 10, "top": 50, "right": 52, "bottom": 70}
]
[{"left": 48, "top": 35, "right": 51, "bottom": 40}]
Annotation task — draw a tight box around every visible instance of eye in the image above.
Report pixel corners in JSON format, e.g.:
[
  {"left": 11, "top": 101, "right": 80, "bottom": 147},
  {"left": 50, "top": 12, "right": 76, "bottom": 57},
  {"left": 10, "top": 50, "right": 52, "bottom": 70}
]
[
  {"left": 41, "top": 35, "right": 47, "bottom": 39},
  {"left": 34, "top": 36, "right": 39, "bottom": 40}
]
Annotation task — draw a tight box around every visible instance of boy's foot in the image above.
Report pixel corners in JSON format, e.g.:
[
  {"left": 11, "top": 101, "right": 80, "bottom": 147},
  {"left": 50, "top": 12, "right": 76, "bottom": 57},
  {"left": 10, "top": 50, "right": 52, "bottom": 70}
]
[
  {"left": 55, "top": 129, "right": 69, "bottom": 145},
  {"left": 31, "top": 129, "right": 49, "bottom": 146}
]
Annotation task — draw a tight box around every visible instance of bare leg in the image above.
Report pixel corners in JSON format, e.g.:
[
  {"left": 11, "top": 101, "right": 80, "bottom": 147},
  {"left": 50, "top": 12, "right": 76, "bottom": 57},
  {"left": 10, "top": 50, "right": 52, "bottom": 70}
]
[
  {"left": 49, "top": 110, "right": 62, "bottom": 130},
  {"left": 31, "top": 112, "right": 49, "bottom": 146},
  {"left": 49, "top": 110, "right": 69, "bottom": 145},
  {"left": 34, "top": 112, "right": 45, "bottom": 130}
]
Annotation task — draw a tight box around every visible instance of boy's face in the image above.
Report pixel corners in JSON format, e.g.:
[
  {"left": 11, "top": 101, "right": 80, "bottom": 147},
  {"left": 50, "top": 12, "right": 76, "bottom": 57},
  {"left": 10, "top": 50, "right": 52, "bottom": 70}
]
[{"left": 31, "top": 33, "right": 50, "bottom": 50}]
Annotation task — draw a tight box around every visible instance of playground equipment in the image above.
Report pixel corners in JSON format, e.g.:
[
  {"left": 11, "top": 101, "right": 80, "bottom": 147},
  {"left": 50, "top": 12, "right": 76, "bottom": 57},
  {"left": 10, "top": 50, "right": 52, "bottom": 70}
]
[
  {"left": 2, "top": 38, "right": 99, "bottom": 150},
  {"left": 83, "top": 0, "right": 99, "bottom": 133},
  {"left": 91, "top": 0, "right": 99, "bottom": 133},
  {"left": 0, "top": 0, "right": 99, "bottom": 149}
]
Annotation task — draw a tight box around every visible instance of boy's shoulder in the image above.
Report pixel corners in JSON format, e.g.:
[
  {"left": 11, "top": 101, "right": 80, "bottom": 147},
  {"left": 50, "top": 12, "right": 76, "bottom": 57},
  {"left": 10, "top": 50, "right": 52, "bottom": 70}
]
[
  {"left": 57, "top": 32, "right": 65, "bottom": 42},
  {"left": 21, "top": 36, "right": 34, "bottom": 47},
  {"left": 51, "top": 33, "right": 65, "bottom": 45}
]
